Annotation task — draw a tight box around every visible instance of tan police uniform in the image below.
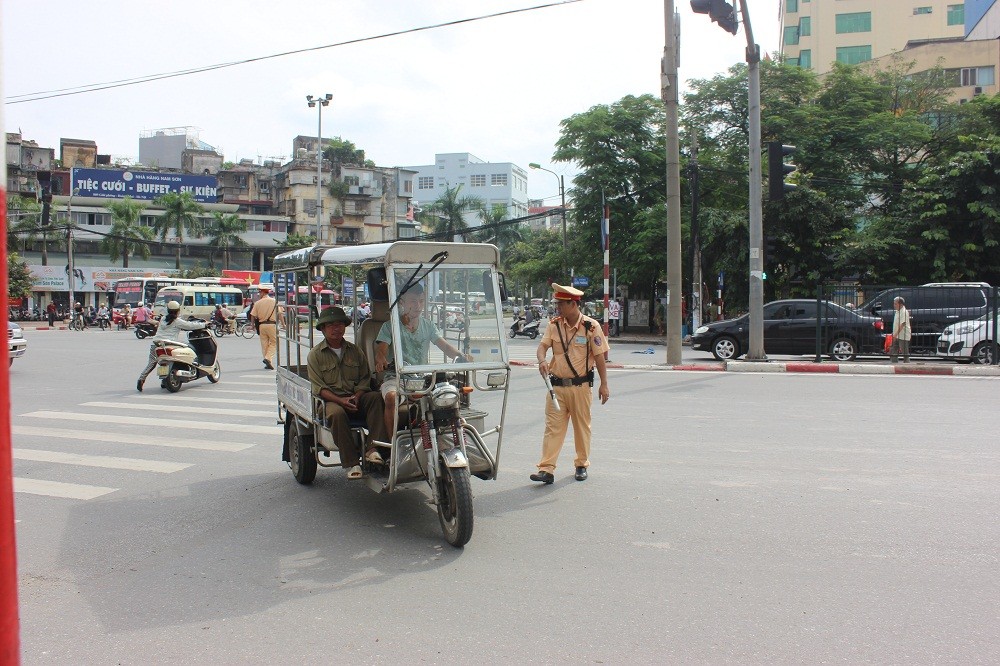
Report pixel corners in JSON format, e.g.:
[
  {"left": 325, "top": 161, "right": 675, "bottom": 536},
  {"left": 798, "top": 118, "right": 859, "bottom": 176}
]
[
  {"left": 250, "top": 288, "right": 278, "bottom": 368},
  {"left": 536, "top": 284, "right": 610, "bottom": 476}
]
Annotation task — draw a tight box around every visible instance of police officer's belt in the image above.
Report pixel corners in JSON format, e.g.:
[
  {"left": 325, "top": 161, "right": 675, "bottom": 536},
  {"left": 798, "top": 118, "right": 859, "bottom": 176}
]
[
  {"left": 258, "top": 321, "right": 276, "bottom": 325},
  {"left": 549, "top": 373, "right": 592, "bottom": 387}
]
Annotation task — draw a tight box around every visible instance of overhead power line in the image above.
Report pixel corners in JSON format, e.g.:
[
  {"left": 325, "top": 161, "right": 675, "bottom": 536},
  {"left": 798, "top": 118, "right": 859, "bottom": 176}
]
[{"left": 6, "top": 1, "right": 582, "bottom": 105}]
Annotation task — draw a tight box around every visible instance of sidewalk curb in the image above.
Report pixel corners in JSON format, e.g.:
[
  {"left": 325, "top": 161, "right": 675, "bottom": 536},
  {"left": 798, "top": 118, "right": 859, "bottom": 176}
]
[{"left": 510, "top": 359, "right": 1000, "bottom": 377}]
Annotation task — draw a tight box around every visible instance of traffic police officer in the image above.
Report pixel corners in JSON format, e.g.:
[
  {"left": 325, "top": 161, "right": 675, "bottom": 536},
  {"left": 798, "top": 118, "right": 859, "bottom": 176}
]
[{"left": 530, "top": 283, "right": 610, "bottom": 483}]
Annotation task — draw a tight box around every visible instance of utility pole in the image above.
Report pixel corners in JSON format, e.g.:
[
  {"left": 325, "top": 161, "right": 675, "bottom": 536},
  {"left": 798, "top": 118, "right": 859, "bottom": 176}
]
[
  {"left": 739, "top": 0, "right": 766, "bottom": 361},
  {"left": 689, "top": 133, "right": 702, "bottom": 332},
  {"left": 662, "top": 0, "right": 683, "bottom": 365}
]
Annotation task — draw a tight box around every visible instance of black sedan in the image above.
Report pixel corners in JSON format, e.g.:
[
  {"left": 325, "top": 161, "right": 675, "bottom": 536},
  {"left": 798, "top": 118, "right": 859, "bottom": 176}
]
[{"left": 691, "top": 299, "right": 885, "bottom": 361}]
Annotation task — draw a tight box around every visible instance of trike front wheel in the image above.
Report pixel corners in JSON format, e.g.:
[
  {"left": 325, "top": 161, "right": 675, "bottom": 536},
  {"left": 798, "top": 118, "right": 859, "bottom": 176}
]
[{"left": 437, "top": 464, "right": 474, "bottom": 547}]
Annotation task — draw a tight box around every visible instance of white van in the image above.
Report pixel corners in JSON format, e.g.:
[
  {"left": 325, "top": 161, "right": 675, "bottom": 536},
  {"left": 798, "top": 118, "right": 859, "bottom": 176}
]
[{"left": 152, "top": 285, "right": 245, "bottom": 320}]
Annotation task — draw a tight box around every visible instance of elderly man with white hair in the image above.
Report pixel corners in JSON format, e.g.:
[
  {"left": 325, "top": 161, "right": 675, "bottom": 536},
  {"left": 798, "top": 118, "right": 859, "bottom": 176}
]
[{"left": 890, "top": 296, "right": 911, "bottom": 363}]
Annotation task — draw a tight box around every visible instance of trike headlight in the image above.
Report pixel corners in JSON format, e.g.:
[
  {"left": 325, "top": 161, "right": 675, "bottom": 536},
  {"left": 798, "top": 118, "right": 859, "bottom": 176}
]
[{"left": 431, "top": 383, "right": 460, "bottom": 409}]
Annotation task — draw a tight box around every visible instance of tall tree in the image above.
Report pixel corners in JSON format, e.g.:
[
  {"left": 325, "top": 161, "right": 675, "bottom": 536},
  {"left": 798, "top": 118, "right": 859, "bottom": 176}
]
[
  {"left": 207, "top": 211, "right": 249, "bottom": 270},
  {"left": 152, "top": 191, "right": 205, "bottom": 270},
  {"left": 471, "top": 204, "right": 523, "bottom": 260},
  {"left": 102, "top": 197, "right": 154, "bottom": 268},
  {"left": 552, "top": 94, "right": 667, "bottom": 292},
  {"left": 419, "top": 184, "right": 484, "bottom": 242},
  {"left": 7, "top": 252, "right": 34, "bottom": 300},
  {"left": 6, "top": 195, "right": 48, "bottom": 264}
]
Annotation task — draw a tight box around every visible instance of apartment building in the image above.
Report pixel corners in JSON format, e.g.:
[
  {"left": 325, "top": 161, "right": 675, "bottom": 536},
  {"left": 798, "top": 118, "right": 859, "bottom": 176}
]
[
  {"left": 780, "top": 0, "right": 968, "bottom": 73},
  {"left": 272, "top": 137, "right": 416, "bottom": 245},
  {"left": 402, "top": 152, "right": 530, "bottom": 230}
]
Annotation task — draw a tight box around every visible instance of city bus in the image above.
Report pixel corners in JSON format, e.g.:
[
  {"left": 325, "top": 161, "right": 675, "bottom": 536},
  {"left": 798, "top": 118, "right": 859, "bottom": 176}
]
[{"left": 111, "top": 277, "right": 222, "bottom": 310}]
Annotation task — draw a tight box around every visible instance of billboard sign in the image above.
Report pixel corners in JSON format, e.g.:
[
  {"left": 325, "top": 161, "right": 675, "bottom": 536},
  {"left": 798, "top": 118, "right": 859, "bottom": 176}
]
[
  {"left": 28, "top": 265, "right": 180, "bottom": 293},
  {"left": 71, "top": 168, "right": 218, "bottom": 203}
]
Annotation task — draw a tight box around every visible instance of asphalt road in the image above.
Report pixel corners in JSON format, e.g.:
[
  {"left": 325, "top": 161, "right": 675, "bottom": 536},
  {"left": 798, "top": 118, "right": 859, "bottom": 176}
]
[{"left": 10, "top": 327, "right": 1000, "bottom": 664}]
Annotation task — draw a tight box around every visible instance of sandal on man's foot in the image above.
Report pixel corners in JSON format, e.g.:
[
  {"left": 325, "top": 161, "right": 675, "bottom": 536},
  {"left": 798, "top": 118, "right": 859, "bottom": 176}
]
[
  {"left": 365, "top": 449, "right": 384, "bottom": 465},
  {"left": 347, "top": 465, "right": 363, "bottom": 480}
]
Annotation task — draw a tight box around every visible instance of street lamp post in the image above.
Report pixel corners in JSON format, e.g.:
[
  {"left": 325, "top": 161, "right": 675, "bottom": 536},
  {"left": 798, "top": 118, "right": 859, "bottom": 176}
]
[
  {"left": 528, "top": 163, "right": 567, "bottom": 282},
  {"left": 306, "top": 93, "right": 332, "bottom": 242},
  {"left": 67, "top": 188, "right": 80, "bottom": 312}
]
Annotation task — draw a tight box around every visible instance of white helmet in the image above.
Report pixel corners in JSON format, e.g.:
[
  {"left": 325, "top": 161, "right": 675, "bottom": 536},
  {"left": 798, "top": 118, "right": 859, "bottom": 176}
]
[{"left": 167, "top": 301, "right": 181, "bottom": 311}]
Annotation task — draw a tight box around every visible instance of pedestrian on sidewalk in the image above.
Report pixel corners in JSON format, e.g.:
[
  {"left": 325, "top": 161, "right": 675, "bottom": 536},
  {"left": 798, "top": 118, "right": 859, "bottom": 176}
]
[
  {"left": 46, "top": 302, "right": 56, "bottom": 327},
  {"left": 890, "top": 296, "right": 911, "bottom": 363},
  {"left": 530, "top": 283, "right": 610, "bottom": 485}
]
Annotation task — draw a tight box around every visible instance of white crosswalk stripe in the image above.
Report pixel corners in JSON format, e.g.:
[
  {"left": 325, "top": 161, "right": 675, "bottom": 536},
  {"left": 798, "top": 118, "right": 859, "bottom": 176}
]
[
  {"left": 82, "top": 401, "right": 272, "bottom": 418},
  {"left": 14, "top": 373, "right": 280, "bottom": 501},
  {"left": 23, "top": 410, "right": 279, "bottom": 434},
  {"left": 13, "top": 425, "right": 253, "bottom": 452},
  {"left": 128, "top": 395, "right": 274, "bottom": 407},
  {"left": 13, "top": 448, "right": 191, "bottom": 473},
  {"left": 14, "top": 478, "right": 117, "bottom": 500}
]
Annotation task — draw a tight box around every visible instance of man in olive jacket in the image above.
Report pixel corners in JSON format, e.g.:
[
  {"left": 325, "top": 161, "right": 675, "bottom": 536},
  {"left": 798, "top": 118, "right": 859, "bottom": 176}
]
[{"left": 307, "top": 307, "right": 387, "bottom": 478}]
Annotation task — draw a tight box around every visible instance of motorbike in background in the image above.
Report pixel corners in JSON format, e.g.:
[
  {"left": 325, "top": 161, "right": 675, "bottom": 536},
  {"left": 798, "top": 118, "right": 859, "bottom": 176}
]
[
  {"left": 134, "top": 321, "right": 158, "bottom": 339},
  {"left": 155, "top": 326, "right": 221, "bottom": 392},
  {"left": 509, "top": 316, "right": 540, "bottom": 339}
]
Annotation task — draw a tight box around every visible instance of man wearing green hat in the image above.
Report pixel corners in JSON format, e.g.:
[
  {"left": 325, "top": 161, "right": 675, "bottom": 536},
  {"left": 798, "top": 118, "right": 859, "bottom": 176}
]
[{"left": 307, "top": 306, "right": 387, "bottom": 479}]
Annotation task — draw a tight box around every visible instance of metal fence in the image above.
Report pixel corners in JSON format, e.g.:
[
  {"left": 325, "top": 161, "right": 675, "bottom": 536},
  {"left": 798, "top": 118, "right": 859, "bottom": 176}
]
[{"left": 815, "top": 283, "right": 999, "bottom": 364}]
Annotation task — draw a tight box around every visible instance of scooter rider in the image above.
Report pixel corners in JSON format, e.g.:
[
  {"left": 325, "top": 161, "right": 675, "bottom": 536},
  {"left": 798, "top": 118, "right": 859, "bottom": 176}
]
[
  {"left": 136, "top": 300, "right": 207, "bottom": 392},
  {"left": 213, "top": 303, "right": 236, "bottom": 333}
]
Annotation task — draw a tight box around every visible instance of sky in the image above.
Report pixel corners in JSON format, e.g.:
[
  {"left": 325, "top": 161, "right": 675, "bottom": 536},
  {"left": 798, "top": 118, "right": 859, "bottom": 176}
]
[{"left": 2, "top": 0, "right": 780, "bottom": 205}]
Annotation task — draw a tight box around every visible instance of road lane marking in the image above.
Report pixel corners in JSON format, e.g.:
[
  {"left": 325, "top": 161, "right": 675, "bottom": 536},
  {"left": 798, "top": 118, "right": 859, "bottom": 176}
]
[
  {"left": 13, "top": 448, "right": 191, "bottom": 473},
  {"left": 82, "top": 402, "right": 271, "bottom": 418},
  {"left": 22, "top": 411, "right": 279, "bottom": 434},
  {"left": 13, "top": 478, "right": 117, "bottom": 500},
  {"left": 12, "top": 425, "right": 255, "bottom": 452},
  {"left": 174, "top": 388, "right": 275, "bottom": 397},
  {"left": 127, "top": 396, "right": 274, "bottom": 406},
  {"left": 225, "top": 380, "right": 277, "bottom": 386}
]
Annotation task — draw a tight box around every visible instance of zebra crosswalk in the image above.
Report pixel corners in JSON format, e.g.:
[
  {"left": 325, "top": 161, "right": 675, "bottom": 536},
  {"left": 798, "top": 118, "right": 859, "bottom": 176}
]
[{"left": 13, "top": 373, "right": 281, "bottom": 503}]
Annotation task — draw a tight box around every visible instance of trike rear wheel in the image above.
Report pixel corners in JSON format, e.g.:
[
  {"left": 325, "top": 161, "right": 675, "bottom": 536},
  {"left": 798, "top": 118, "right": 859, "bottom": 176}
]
[{"left": 289, "top": 419, "right": 317, "bottom": 485}]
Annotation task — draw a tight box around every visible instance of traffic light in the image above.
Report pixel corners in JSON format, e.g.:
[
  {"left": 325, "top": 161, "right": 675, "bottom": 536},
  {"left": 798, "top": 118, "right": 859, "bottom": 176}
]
[
  {"left": 691, "top": 0, "right": 738, "bottom": 35},
  {"left": 767, "top": 142, "right": 798, "bottom": 201}
]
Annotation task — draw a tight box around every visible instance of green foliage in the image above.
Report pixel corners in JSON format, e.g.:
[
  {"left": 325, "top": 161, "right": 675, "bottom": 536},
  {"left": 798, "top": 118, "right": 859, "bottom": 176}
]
[
  {"left": 504, "top": 228, "right": 564, "bottom": 297},
  {"left": 6, "top": 195, "right": 55, "bottom": 264},
  {"left": 419, "top": 185, "right": 485, "bottom": 242},
  {"left": 322, "top": 137, "right": 369, "bottom": 166},
  {"left": 7, "top": 252, "right": 34, "bottom": 299},
  {"left": 153, "top": 191, "right": 206, "bottom": 270},
  {"left": 207, "top": 211, "right": 249, "bottom": 270},
  {"left": 182, "top": 265, "right": 221, "bottom": 279},
  {"left": 103, "top": 197, "right": 154, "bottom": 268},
  {"left": 900, "top": 134, "right": 1000, "bottom": 281},
  {"left": 276, "top": 233, "right": 316, "bottom": 250},
  {"left": 553, "top": 94, "right": 667, "bottom": 290}
]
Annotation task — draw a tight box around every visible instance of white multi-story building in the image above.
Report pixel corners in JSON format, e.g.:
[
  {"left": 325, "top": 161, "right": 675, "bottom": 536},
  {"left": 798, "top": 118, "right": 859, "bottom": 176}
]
[{"left": 402, "top": 152, "right": 530, "bottom": 229}]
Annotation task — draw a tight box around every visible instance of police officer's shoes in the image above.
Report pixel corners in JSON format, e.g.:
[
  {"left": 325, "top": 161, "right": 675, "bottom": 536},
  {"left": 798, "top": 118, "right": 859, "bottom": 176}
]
[
  {"left": 529, "top": 471, "right": 554, "bottom": 484},
  {"left": 575, "top": 466, "right": 588, "bottom": 481}
]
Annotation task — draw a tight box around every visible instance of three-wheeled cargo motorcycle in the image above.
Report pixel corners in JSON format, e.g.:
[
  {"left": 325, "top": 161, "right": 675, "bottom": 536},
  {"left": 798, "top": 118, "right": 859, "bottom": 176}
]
[{"left": 272, "top": 241, "right": 511, "bottom": 547}]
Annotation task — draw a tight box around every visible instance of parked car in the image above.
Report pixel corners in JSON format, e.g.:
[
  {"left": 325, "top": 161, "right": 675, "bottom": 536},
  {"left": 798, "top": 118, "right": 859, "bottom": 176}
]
[
  {"left": 858, "top": 283, "right": 994, "bottom": 354},
  {"left": 692, "top": 299, "right": 885, "bottom": 361},
  {"left": 8, "top": 322, "right": 27, "bottom": 366},
  {"left": 936, "top": 312, "right": 998, "bottom": 364}
]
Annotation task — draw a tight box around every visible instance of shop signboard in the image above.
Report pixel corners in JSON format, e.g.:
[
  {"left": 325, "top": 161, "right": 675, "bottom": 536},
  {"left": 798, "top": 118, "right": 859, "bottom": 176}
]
[{"left": 71, "top": 168, "right": 218, "bottom": 203}]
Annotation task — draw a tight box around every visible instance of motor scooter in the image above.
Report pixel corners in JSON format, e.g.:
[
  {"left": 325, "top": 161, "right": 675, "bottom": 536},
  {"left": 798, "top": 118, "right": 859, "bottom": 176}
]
[
  {"left": 155, "top": 327, "right": 221, "bottom": 392},
  {"left": 509, "top": 316, "right": 540, "bottom": 339},
  {"left": 134, "top": 321, "right": 158, "bottom": 339}
]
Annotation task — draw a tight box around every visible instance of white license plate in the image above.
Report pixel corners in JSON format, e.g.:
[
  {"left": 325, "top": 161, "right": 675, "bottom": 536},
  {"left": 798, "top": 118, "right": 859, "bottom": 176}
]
[{"left": 156, "top": 365, "right": 169, "bottom": 377}]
